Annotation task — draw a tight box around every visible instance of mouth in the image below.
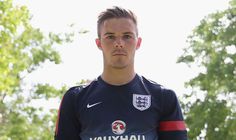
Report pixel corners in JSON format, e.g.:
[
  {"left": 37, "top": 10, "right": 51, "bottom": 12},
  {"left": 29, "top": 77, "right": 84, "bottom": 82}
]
[
  {"left": 112, "top": 50, "right": 127, "bottom": 56},
  {"left": 112, "top": 53, "right": 126, "bottom": 56}
]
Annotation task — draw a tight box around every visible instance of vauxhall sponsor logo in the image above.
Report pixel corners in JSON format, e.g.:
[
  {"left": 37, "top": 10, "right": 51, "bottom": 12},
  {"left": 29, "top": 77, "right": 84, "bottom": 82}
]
[
  {"left": 89, "top": 120, "right": 146, "bottom": 140},
  {"left": 112, "top": 120, "right": 126, "bottom": 135},
  {"left": 89, "top": 135, "right": 145, "bottom": 140}
]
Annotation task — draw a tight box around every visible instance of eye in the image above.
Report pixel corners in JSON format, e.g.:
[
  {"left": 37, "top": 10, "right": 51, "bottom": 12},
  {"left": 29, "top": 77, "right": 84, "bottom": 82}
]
[
  {"left": 123, "top": 34, "right": 132, "bottom": 39},
  {"left": 106, "top": 35, "right": 115, "bottom": 40}
]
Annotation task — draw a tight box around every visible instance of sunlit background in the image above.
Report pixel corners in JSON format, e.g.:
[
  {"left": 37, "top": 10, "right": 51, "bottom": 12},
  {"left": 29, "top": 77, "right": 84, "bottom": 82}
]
[
  {"left": 1, "top": 0, "right": 235, "bottom": 139},
  {"left": 16, "top": 0, "right": 229, "bottom": 96}
]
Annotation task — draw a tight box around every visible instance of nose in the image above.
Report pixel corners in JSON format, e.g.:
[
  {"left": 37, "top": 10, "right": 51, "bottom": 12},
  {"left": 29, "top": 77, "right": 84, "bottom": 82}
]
[{"left": 114, "top": 38, "right": 124, "bottom": 48}]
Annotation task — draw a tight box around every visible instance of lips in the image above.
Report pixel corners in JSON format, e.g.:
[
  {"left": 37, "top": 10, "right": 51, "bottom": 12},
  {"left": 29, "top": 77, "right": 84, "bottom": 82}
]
[
  {"left": 112, "top": 50, "right": 127, "bottom": 56},
  {"left": 113, "top": 53, "right": 126, "bottom": 56}
]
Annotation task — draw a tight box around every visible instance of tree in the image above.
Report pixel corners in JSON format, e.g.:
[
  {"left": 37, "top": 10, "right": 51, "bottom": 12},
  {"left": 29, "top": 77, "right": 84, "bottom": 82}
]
[
  {"left": 177, "top": 0, "right": 236, "bottom": 139},
  {"left": 0, "top": 0, "right": 76, "bottom": 139}
]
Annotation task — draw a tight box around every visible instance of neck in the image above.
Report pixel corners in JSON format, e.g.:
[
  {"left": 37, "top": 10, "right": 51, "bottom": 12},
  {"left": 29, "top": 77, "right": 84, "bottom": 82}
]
[{"left": 101, "top": 67, "right": 136, "bottom": 86}]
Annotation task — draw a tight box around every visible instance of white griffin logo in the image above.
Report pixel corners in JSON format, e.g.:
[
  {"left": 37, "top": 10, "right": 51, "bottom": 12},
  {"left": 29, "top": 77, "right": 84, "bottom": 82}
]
[{"left": 111, "top": 120, "right": 126, "bottom": 135}]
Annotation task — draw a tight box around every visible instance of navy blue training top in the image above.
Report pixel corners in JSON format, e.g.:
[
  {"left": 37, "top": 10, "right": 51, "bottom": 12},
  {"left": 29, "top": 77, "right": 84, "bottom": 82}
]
[{"left": 55, "top": 74, "right": 188, "bottom": 140}]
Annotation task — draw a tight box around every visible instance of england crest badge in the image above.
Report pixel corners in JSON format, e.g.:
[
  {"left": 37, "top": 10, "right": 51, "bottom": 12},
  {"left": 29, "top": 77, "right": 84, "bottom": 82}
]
[{"left": 133, "top": 94, "right": 151, "bottom": 111}]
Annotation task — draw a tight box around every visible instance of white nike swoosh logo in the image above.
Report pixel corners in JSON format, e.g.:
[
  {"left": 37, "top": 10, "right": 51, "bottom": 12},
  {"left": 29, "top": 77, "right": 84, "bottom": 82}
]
[{"left": 87, "top": 102, "right": 102, "bottom": 108}]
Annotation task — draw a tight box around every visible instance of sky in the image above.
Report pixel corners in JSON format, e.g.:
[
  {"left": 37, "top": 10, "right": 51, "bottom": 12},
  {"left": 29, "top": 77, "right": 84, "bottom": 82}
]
[{"left": 15, "top": 0, "right": 230, "bottom": 101}]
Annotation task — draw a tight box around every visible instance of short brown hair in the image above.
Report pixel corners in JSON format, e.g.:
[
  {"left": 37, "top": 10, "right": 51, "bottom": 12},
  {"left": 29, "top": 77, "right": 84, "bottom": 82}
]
[{"left": 97, "top": 6, "right": 138, "bottom": 38}]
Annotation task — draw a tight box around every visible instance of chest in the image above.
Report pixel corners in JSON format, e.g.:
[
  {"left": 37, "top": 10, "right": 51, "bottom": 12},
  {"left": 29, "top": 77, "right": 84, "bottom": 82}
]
[{"left": 77, "top": 89, "right": 161, "bottom": 133}]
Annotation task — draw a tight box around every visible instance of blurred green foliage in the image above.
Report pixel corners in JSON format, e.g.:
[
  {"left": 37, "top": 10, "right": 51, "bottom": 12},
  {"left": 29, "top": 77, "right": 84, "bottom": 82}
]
[
  {"left": 0, "top": 0, "right": 76, "bottom": 139},
  {"left": 178, "top": 0, "right": 236, "bottom": 139}
]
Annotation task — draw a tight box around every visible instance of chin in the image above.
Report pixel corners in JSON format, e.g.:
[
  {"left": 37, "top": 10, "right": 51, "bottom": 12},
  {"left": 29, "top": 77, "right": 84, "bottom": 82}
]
[
  {"left": 112, "top": 66, "right": 127, "bottom": 69},
  {"left": 111, "top": 63, "right": 129, "bottom": 69}
]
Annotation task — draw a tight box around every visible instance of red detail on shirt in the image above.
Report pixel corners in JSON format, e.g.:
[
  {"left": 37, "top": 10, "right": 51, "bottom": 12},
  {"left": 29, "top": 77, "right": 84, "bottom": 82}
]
[
  {"left": 159, "top": 121, "right": 186, "bottom": 131},
  {"left": 55, "top": 95, "right": 65, "bottom": 135}
]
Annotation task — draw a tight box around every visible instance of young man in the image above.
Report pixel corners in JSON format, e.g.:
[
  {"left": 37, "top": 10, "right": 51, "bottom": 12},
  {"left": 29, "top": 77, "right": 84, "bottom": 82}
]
[{"left": 55, "top": 6, "right": 188, "bottom": 140}]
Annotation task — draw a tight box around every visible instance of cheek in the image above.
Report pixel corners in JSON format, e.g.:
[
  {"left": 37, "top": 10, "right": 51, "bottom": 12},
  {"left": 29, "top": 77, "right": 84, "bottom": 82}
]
[
  {"left": 102, "top": 39, "right": 113, "bottom": 45},
  {"left": 100, "top": 42, "right": 113, "bottom": 51},
  {"left": 101, "top": 46, "right": 112, "bottom": 55}
]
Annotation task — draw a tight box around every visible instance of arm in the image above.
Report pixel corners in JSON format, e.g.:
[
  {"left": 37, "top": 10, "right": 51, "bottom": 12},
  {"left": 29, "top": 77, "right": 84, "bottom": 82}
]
[
  {"left": 54, "top": 87, "right": 81, "bottom": 140},
  {"left": 158, "top": 88, "right": 188, "bottom": 140}
]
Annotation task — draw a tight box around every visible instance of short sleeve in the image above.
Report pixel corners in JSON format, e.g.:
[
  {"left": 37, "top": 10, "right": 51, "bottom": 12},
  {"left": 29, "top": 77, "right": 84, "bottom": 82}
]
[
  {"left": 158, "top": 88, "right": 188, "bottom": 140},
  {"left": 54, "top": 87, "right": 81, "bottom": 140}
]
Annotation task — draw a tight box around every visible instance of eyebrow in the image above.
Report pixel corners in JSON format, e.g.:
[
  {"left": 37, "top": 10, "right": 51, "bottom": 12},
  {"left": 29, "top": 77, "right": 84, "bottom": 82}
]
[
  {"left": 103, "top": 32, "right": 114, "bottom": 36},
  {"left": 103, "top": 32, "right": 135, "bottom": 36},
  {"left": 123, "top": 32, "right": 135, "bottom": 35}
]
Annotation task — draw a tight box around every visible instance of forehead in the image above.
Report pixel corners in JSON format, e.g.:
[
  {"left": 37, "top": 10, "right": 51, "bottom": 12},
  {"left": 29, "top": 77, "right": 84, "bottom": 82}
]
[{"left": 100, "top": 18, "right": 136, "bottom": 35}]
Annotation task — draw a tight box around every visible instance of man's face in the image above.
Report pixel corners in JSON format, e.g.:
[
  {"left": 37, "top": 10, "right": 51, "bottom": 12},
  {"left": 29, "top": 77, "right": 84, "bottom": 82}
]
[{"left": 96, "top": 18, "right": 142, "bottom": 69}]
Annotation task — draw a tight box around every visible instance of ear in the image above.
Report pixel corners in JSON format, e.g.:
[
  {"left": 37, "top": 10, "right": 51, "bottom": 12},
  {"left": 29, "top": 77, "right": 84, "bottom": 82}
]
[
  {"left": 135, "top": 37, "right": 142, "bottom": 50},
  {"left": 95, "top": 38, "right": 102, "bottom": 50}
]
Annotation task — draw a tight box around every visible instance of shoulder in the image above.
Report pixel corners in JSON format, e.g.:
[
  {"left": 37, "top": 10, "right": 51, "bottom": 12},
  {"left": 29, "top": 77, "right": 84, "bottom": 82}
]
[
  {"left": 64, "top": 85, "right": 84, "bottom": 97},
  {"left": 67, "top": 86, "right": 84, "bottom": 93},
  {"left": 139, "top": 75, "right": 177, "bottom": 98},
  {"left": 64, "top": 79, "right": 99, "bottom": 98},
  {"left": 61, "top": 86, "right": 84, "bottom": 105},
  {"left": 139, "top": 75, "right": 162, "bottom": 90}
]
